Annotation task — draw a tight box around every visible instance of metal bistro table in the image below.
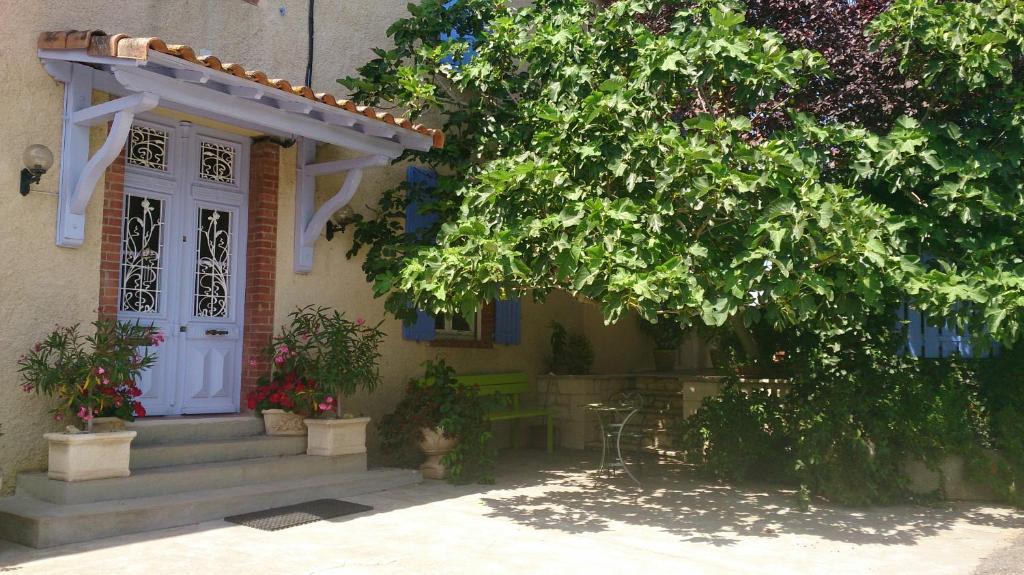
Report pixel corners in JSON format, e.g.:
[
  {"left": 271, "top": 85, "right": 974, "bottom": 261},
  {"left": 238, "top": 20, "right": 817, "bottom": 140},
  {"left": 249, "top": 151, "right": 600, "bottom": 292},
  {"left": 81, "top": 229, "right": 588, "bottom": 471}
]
[{"left": 586, "top": 392, "right": 646, "bottom": 488}]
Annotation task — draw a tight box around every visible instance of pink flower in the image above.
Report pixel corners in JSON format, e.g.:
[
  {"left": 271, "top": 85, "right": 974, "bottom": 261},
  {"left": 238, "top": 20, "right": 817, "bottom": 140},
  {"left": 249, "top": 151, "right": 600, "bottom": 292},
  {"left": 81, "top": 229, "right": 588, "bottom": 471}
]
[
  {"left": 356, "top": 318, "right": 365, "bottom": 326},
  {"left": 249, "top": 358, "right": 258, "bottom": 368},
  {"left": 77, "top": 406, "right": 93, "bottom": 421},
  {"left": 96, "top": 367, "right": 106, "bottom": 375},
  {"left": 274, "top": 355, "right": 285, "bottom": 365}
]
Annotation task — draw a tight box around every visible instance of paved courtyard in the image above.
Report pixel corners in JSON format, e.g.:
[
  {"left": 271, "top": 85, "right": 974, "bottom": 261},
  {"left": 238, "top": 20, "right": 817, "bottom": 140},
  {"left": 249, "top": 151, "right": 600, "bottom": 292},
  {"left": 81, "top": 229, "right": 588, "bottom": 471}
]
[{"left": 0, "top": 452, "right": 1021, "bottom": 575}]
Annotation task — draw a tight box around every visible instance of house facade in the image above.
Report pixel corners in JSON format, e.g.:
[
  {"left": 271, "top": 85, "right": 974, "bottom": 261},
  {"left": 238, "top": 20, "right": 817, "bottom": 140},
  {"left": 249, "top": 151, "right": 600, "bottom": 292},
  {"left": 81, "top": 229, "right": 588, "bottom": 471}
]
[{"left": 0, "top": 0, "right": 672, "bottom": 495}]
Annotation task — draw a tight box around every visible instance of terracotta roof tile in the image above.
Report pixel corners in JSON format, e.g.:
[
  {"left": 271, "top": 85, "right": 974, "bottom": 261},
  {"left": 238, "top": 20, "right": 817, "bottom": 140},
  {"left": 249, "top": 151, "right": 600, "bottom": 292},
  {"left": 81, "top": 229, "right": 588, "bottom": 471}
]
[{"left": 39, "top": 30, "right": 443, "bottom": 148}]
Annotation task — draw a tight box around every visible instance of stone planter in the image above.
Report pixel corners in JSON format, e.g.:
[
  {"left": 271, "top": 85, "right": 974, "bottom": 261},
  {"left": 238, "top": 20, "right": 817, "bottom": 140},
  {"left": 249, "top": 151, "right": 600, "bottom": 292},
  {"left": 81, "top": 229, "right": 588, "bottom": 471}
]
[
  {"left": 44, "top": 430, "right": 137, "bottom": 481},
  {"left": 90, "top": 416, "right": 126, "bottom": 433},
  {"left": 304, "top": 417, "right": 370, "bottom": 456},
  {"left": 261, "top": 409, "right": 307, "bottom": 436},
  {"left": 418, "top": 427, "right": 458, "bottom": 480},
  {"left": 904, "top": 453, "right": 999, "bottom": 501}
]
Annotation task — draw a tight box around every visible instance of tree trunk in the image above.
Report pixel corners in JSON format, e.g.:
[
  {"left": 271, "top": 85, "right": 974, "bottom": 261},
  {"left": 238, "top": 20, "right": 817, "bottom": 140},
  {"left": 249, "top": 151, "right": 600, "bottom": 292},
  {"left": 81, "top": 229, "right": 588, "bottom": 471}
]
[{"left": 728, "top": 315, "right": 761, "bottom": 363}]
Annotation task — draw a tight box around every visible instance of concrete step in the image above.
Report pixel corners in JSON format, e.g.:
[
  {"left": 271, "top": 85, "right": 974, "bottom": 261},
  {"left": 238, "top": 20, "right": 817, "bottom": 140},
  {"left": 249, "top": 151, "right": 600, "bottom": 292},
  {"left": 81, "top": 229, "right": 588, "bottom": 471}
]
[
  {"left": 126, "top": 415, "right": 264, "bottom": 446},
  {"left": 0, "top": 468, "right": 421, "bottom": 548},
  {"left": 17, "top": 453, "right": 366, "bottom": 505},
  {"left": 130, "top": 434, "right": 307, "bottom": 469}
]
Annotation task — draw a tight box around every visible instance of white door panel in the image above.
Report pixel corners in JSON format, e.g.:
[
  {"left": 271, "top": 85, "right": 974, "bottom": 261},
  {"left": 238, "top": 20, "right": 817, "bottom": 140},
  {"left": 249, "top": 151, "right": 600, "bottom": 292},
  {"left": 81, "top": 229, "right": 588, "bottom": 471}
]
[{"left": 118, "top": 118, "right": 249, "bottom": 416}]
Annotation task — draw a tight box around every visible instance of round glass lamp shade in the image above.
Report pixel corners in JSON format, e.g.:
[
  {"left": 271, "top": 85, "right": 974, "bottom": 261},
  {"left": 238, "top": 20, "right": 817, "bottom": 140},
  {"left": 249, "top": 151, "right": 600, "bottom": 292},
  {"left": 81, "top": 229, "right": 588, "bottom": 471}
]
[{"left": 22, "top": 144, "right": 54, "bottom": 173}]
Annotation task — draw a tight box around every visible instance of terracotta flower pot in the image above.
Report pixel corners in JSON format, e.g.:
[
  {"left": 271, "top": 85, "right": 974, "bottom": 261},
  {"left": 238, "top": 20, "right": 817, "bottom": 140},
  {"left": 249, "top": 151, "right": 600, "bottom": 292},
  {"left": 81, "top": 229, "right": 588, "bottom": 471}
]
[
  {"left": 261, "top": 409, "right": 307, "bottom": 436},
  {"left": 44, "top": 430, "right": 137, "bottom": 481},
  {"left": 304, "top": 417, "right": 370, "bottom": 457},
  {"left": 418, "top": 427, "right": 458, "bottom": 480}
]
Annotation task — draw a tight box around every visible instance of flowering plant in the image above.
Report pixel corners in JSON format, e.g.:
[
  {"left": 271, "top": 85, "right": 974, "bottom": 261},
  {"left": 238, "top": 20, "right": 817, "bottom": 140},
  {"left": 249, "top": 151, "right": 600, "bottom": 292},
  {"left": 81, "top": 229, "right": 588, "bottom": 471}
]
[
  {"left": 16, "top": 319, "right": 160, "bottom": 432},
  {"left": 246, "top": 371, "right": 325, "bottom": 414},
  {"left": 378, "top": 360, "right": 494, "bottom": 483},
  {"left": 250, "top": 305, "right": 384, "bottom": 417}
]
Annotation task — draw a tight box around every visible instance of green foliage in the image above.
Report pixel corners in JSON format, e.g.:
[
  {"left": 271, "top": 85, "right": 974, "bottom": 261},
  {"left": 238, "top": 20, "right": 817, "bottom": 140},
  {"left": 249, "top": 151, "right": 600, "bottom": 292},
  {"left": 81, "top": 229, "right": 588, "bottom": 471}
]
[
  {"left": 267, "top": 306, "right": 386, "bottom": 414},
  {"left": 677, "top": 320, "right": 1015, "bottom": 507},
  {"left": 678, "top": 377, "right": 794, "bottom": 483},
  {"left": 548, "top": 321, "right": 594, "bottom": 374},
  {"left": 969, "top": 348, "right": 1024, "bottom": 506},
  {"left": 637, "top": 315, "right": 687, "bottom": 350},
  {"left": 377, "top": 359, "right": 496, "bottom": 484},
  {"left": 16, "top": 320, "right": 159, "bottom": 429},
  {"left": 340, "top": 0, "right": 1024, "bottom": 349}
]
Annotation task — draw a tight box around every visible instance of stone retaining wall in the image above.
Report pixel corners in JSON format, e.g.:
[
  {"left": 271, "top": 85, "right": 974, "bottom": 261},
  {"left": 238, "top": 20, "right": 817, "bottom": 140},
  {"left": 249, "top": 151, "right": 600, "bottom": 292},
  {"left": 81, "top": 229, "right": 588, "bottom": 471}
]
[{"left": 537, "top": 374, "right": 791, "bottom": 451}]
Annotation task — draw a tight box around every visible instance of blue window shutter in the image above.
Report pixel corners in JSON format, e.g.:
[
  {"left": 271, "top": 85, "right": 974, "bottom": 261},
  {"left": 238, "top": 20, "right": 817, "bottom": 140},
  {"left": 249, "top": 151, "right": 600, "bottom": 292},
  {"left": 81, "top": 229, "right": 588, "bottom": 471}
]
[
  {"left": 402, "top": 167, "right": 438, "bottom": 342},
  {"left": 406, "top": 167, "right": 439, "bottom": 242},
  {"left": 403, "top": 310, "right": 436, "bottom": 342},
  {"left": 440, "top": 1, "right": 477, "bottom": 68},
  {"left": 494, "top": 298, "right": 521, "bottom": 345}
]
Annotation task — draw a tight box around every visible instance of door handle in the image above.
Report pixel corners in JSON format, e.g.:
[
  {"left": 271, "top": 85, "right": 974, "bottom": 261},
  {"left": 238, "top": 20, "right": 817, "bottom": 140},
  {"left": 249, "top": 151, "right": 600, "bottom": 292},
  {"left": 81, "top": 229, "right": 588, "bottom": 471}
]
[{"left": 205, "top": 329, "right": 230, "bottom": 336}]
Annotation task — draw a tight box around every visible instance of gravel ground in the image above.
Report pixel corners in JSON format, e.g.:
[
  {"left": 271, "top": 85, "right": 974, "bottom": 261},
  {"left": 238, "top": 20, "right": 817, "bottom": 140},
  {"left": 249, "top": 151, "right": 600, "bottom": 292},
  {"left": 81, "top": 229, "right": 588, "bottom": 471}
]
[{"left": 973, "top": 533, "right": 1024, "bottom": 575}]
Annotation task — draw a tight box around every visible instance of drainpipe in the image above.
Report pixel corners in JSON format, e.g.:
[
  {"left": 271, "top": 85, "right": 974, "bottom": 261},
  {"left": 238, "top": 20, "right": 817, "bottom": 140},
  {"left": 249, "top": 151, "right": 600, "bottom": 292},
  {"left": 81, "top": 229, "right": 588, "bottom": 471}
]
[{"left": 305, "top": 0, "right": 315, "bottom": 87}]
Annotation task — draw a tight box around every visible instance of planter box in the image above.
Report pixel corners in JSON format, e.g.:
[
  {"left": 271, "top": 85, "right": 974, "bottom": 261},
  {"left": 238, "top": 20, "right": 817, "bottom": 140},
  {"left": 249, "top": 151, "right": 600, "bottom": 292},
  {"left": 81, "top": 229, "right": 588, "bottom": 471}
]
[
  {"left": 44, "top": 431, "right": 137, "bottom": 482},
  {"left": 262, "top": 409, "right": 307, "bottom": 436},
  {"left": 305, "top": 417, "right": 370, "bottom": 456},
  {"left": 904, "top": 453, "right": 999, "bottom": 501}
]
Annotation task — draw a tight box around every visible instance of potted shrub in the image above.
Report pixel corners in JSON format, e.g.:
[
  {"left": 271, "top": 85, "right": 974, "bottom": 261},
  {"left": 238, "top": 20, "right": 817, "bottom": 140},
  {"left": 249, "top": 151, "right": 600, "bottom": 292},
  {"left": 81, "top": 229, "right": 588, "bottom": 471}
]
[
  {"left": 250, "top": 306, "right": 385, "bottom": 453},
  {"left": 547, "top": 322, "right": 594, "bottom": 375},
  {"left": 639, "top": 316, "right": 685, "bottom": 372},
  {"left": 378, "top": 360, "right": 495, "bottom": 483},
  {"left": 16, "top": 320, "right": 159, "bottom": 481}
]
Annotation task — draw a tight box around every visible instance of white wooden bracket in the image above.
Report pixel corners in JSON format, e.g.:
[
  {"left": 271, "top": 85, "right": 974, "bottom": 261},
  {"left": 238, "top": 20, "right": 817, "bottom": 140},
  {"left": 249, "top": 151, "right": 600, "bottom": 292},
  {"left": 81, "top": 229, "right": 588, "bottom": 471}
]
[
  {"left": 55, "top": 65, "right": 159, "bottom": 247},
  {"left": 294, "top": 138, "right": 390, "bottom": 273}
]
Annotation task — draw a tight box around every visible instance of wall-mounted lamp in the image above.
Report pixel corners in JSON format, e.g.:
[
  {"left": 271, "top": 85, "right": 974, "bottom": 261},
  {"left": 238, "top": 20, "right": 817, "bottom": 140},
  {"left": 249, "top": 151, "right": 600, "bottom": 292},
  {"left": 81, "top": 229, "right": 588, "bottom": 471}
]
[
  {"left": 325, "top": 205, "right": 358, "bottom": 241},
  {"left": 20, "top": 144, "right": 54, "bottom": 196}
]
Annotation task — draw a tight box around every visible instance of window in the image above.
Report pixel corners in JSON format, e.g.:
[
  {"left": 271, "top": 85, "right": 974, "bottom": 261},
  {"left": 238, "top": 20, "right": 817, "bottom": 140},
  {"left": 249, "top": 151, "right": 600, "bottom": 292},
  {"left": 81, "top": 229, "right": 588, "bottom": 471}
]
[
  {"left": 401, "top": 167, "right": 521, "bottom": 347},
  {"left": 434, "top": 312, "right": 480, "bottom": 341}
]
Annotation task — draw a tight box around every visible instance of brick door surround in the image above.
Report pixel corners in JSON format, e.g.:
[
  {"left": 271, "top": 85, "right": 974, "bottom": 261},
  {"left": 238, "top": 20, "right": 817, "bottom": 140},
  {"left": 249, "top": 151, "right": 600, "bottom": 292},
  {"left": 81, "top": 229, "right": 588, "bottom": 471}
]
[{"left": 98, "top": 133, "right": 280, "bottom": 414}]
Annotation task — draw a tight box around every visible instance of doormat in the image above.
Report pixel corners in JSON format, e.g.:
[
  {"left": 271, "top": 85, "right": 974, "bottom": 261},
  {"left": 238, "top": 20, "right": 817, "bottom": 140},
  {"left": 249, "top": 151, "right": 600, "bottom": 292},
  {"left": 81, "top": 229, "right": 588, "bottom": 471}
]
[{"left": 225, "top": 499, "right": 373, "bottom": 531}]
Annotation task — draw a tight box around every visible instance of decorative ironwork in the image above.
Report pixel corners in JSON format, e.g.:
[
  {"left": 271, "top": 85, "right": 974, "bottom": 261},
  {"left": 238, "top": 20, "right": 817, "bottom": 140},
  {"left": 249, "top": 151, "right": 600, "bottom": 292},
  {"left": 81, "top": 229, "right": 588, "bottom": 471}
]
[
  {"left": 199, "top": 141, "right": 236, "bottom": 184},
  {"left": 119, "top": 195, "right": 164, "bottom": 313},
  {"left": 194, "top": 207, "right": 232, "bottom": 318},
  {"left": 126, "top": 125, "right": 169, "bottom": 171}
]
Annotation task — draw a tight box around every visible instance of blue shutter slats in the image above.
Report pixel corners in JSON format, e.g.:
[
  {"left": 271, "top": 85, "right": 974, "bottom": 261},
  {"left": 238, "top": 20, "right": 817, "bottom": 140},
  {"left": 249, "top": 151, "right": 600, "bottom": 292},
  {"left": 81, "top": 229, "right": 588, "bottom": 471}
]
[
  {"left": 403, "top": 309, "right": 437, "bottom": 342},
  {"left": 494, "top": 298, "right": 521, "bottom": 345},
  {"left": 900, "top": 301, "right": 995, "bottom": 359},
  {"left": 403, "top": 167, "right": 438, "bottom": 342}
]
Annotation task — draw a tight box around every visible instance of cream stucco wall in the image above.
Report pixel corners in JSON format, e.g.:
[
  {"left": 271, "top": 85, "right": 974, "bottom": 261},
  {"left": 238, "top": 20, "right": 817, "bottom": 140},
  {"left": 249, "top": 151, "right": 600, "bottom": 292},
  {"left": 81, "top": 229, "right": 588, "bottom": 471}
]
[{"left": 0, "top": 0, "right": 656, "bottom": 492}]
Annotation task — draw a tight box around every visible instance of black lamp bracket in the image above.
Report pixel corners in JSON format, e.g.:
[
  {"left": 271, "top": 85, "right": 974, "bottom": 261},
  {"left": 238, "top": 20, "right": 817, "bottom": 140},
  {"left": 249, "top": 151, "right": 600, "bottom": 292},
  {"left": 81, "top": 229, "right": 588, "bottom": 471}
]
[{"left": 20, "top": 168, "right": 43, "bottom": 196}]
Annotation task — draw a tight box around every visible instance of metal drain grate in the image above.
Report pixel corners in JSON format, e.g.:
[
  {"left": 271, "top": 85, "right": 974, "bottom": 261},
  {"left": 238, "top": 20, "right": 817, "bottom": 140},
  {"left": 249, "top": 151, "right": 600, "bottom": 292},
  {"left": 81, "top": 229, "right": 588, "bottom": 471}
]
[{"left": 225, "top": 499, "right": 373, "bottom": 531}]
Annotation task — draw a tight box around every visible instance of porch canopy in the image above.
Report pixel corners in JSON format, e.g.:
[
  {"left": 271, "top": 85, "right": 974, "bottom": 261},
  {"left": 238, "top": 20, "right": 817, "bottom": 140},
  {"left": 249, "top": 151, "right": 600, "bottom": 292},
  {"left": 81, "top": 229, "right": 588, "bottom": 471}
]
[{"left": 37, "top": 30, "right": 443, "bottom": 272}]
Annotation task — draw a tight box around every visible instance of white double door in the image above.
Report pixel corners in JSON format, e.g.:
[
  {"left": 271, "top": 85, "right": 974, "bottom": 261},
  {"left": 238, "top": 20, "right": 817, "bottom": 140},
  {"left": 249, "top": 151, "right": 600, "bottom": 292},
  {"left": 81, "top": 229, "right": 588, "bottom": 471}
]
[{"left": 117, "top": 118, "right": 250, "bottom": 415}]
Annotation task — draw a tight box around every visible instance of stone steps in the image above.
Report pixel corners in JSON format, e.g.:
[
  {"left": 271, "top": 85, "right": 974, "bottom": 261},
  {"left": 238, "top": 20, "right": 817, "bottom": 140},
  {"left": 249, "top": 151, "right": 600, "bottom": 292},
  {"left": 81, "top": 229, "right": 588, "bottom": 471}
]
[
  {"left": 130, "top": 434, "right": 307, "bottom": 469},
  {"left": 0, "top": 468, "right": 421, "bottom": 548},
  {"left": 126, "top": 415, "right": 264, "bottom": 446},
  {"left": 17, "top": 453, "right": 365, "bottom": 505}
]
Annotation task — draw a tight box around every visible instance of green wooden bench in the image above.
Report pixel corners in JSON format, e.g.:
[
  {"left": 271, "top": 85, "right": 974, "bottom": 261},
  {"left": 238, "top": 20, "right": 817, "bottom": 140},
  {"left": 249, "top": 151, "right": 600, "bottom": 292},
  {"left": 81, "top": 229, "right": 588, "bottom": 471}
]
[{"left": 456, "top": 373, "right": 554, "bottom": 453}]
